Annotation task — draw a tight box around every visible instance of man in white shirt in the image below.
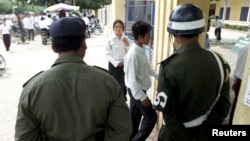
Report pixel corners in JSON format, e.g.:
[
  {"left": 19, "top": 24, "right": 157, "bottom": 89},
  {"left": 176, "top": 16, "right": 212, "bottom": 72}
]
[
  {"left": 39, "top": 17, "right": 49, "bottom": 38},
  {"left": 230, "top": 44, "right": 250, "bottom": 124},
  {"left": 23, "top": 13, "right": 35, "bottom": 41},
  {"left": 214, "top": 16, "right": 223, "bottom": 42},
  {"left": 82, "top": 14, "right": 90, "bottom": 26},
  {"left": 124, "top": 21, "right": 158, "bottom": 141}
]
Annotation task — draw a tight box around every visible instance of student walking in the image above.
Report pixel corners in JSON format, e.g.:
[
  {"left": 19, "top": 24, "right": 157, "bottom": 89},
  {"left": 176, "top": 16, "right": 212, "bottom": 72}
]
[
  {"left": 124, "top": 20, "right": 158, "bottom": 141},
  {"left": 214, "top": 16, "right": 223, "bottom": 42},
  {"left": 0, "top": 18, "right": 11, "bottom": 51}
]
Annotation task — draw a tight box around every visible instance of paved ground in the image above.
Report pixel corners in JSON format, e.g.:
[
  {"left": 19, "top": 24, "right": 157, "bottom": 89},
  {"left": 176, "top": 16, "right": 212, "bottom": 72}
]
[{"left": 0, "top": 26, "right": 246, "bottom": 141}]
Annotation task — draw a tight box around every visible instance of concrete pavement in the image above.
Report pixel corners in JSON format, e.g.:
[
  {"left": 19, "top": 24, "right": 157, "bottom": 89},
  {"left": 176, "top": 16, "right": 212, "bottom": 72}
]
[{"left": 0, "top": 26, "right": 244, "bottom": 141}]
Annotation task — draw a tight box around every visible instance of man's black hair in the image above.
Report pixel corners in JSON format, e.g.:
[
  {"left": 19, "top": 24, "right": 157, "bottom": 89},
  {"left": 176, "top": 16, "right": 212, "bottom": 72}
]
[
  {"left": 52, "top": 36, "right": 84, "bottom": 52},
  {"left": 132, "top": 21, "right": 151, "bottom": 40}
]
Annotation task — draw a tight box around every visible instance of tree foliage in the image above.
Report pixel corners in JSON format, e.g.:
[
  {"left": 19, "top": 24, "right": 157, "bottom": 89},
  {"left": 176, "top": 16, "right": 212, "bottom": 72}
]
[
  {"left": 0, "top": 0, "right": 12, "bottom": 13},
  {"left": 0, "top": 0, "right": 111, "bottom": 14},
  {"left": 0, "top": 0, "right": 46, "bottom": 14},
  {"left": 27, "top": 0, "right": 111, "bottom": 10},
  {"left": 76, "top": 0, "right": 111, "bottom": 10}
]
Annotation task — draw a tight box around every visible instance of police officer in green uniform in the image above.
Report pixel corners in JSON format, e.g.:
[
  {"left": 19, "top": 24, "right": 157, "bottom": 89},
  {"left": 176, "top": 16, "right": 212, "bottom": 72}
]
[
  {"left": 15, "top": 17, "right": 132, "bottom": 141},
  {"left": 153, "top": 4, "right": 231, "bottom": 141}
]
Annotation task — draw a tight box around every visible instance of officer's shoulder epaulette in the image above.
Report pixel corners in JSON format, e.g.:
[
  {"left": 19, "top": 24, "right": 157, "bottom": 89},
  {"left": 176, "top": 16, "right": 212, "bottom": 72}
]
[
  {"left": 93, "top": 65, "right": 113, "bottom": 76},
  {"left": 158, "top": 53, "right": 177, "bottom": 66},
  {"left": 22, "top": 71, "right": 44, "bottom": 87}
]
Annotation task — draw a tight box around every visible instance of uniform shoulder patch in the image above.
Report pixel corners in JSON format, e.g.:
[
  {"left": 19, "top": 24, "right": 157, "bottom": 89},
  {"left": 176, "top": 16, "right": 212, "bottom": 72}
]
[
  {"left": 158, "top": 53, "right": 177, "bottom": 66},
  {"left": 22, "top": 71, "right": 44, "bottom": 87}
]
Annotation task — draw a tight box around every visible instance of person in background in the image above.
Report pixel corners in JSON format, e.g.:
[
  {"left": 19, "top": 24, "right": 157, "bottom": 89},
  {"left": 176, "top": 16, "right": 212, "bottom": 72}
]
[
  {"left": 82, "top": 14, "right": 90, "bottom": 26},
  {"left": 46, "top": 14, "right": 54, "bottom": 27},
  {"left": 39, "top": 17, "right": 50, "bottom": 38},
  {"left": 154, "top": 4, "right": 231, "bottom": 141},
  {"left": 205, "top": 19, "right": 211, "bottom": 49},
  {"left": 15, "top": 17, "right": 132, "bottom": 141},
  {"left": 0, "top": 18, "right": 11, "bottom": 51},
  {"left": 214, "top": 15, "right": 223, "bottom": 42},
  {"left": 124, "top": 20, "right": 158, "bottom": 141},
  {"left": 82, "top": 14, "right": 91, "bottom": 36},
  {"left": 105, "top": 19, "right": 130, "bottom": 100},
  {"left": 230, "top": 44, "right": 250, "bottom": 125},
  {"left": 23, "top": 13, "right": 35, "bottom": 41}
]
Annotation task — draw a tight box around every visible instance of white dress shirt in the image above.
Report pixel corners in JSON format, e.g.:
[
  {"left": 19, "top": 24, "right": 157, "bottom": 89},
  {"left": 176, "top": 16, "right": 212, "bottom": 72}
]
[
  {"left": 23, "top": 17, "right": 35, "bottom": 30},
  {"left": 124, "top": 43, "right": 158, "bottom": 101},
  {"left": 0, "top": 24, "right": 10, "bottom": 35},
  {"left": 234, "top": 44, "right": 250, "bottom": 80},
  {"left": 215, "top": 19, "right": 222, "bottom": 28},
  {"left": 105, "top": 34, "right": 130, "bottom": 67},
  {"left": 39, "top": 20, "right": 49, "bottom": 29}
]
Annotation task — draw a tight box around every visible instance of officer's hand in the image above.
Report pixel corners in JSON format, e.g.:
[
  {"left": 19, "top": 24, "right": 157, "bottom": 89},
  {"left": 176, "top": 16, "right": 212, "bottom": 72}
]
[
  {"left": 141, "top": 97, "right": 152, "bottom": 107},
  {"left": 118, "top": 62, "right": 124, "bottom": 67},
  {"left": 123, "top": 38, "right": 130, "bottom": 46}
]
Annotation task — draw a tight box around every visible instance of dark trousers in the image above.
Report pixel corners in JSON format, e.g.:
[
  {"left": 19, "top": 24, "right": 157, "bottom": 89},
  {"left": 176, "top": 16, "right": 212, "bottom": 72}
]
[
  {"left": 108, "top": 62, "right": 127, "bottom": 100},
  {"left": 41, "top": 28, "right": 50, "bottom": 38},
  {"left": 3, "top": 34, "right": 10, "bottom": 51},
  {"left": 214, "top": 28, "right": 221, "bottom": 41},
  {"left": 27, "top": 29, "right": 34, "bottom": 41},
  {"left": 128, "top": 88, "right": 157, "bottom": 141}
]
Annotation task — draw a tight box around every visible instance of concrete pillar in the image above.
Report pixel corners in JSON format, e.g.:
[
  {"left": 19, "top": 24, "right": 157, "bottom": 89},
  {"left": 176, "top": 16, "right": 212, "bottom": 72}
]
[
  {"left": 233, "top": 48, "right": 250, "bottom": 124},
  {"left": 151, "top": 0, "right": 211, "bottom": 130},
  {"left": 105, "top": 0, "right": 126, "bottom": 37}
]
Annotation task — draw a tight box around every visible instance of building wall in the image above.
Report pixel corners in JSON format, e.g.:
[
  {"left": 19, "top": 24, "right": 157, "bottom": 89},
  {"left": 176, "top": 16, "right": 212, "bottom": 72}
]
[
  {"left": 213, "top": 0, "right": 250, "bottom": 22},
  {"left": 230, "top": 0, "right": 243, "bottom": 21}
]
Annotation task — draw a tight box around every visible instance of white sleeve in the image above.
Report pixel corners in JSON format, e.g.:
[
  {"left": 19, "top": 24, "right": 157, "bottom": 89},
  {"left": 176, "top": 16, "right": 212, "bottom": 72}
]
[
  {"left": 125, "top": 55, "right": 147, "bottom": 101},
  {"left": 105, "top": 39, "right": 119, "bottom": 67},
  {"left": 234, "top": 46, "right": 249, "bottom": 79}
]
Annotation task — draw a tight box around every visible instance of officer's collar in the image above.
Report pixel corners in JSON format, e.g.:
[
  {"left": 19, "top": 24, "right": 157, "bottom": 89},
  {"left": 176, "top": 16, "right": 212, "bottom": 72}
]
[{"left": 176, "top": 42, "right": 201, "bottom": 54}]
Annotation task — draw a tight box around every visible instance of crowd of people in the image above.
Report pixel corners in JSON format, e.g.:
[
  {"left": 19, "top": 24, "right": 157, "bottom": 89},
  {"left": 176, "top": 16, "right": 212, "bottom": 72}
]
[{"left": 5, "top": 3, "right": 247, "bottom": 141}]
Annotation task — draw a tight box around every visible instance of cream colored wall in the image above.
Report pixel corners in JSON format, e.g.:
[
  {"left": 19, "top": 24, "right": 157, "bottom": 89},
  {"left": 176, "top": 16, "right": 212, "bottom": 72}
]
[
  {"left": 230, "top": 0, "right": 242, "bottom": 21},
  {"left": 213, "top": 0, "right": 247, "bottom": 21},
  {"left": 215, "top": 1, "right": 221, "bottom": 17},
  {"left": 106, "top": 0, "right": 126, "bottom": 37}
]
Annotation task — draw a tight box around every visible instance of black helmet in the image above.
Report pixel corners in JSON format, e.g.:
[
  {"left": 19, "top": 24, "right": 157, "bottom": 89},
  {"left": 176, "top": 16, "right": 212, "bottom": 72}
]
[{"left": 167, "top": 3, "right": 205, "bottom": 35}]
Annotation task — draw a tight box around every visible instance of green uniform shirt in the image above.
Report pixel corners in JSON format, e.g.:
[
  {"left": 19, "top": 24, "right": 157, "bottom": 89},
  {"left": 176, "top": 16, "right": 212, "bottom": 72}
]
[
  {"left": 15, "top": 54, "right": 132, "bottom": 141},
  {"left": 154, "top": 42, "right": 231, "bottom": 141}
]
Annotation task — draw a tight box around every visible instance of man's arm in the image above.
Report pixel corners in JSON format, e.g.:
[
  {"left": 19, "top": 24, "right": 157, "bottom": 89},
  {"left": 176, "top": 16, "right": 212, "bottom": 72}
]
[
  {"left": 154, "top": 67, "right": 192, "bottom": 141},
  {"left": 15, "top": 92, "right": 44, "bottom": 141},
  {"left": 105, "top": 84, "right": 132, "bottom": 141}
]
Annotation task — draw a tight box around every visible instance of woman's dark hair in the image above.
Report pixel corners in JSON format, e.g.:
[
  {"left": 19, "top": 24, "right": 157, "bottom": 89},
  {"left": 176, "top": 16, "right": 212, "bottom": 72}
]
[
  {"left": 113, "top": 19, "right": 124, "bottom": 30},
  {"left": 132, "top": 21, "right": 151, "bottom": 40},
  {"left": 52, "top": 36, "right": 84, "bottom": 52}
]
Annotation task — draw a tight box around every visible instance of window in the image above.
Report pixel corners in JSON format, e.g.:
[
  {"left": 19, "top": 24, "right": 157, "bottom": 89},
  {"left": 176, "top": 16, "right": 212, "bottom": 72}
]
[
  {"left": 240, "top": 7, "right": 249, "bottom": 21},
  {"left": 125, "top": 0, "right": 155, "bottom": 39}
]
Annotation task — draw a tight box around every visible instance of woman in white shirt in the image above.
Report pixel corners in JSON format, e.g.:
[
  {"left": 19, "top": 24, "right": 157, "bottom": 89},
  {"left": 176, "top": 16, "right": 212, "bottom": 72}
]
[
  {"left": 0, "top": 18, "right": 11, "bottom": 51},
  {"left": 105, "top": 19, "right": 130, "bottom": 100}
]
